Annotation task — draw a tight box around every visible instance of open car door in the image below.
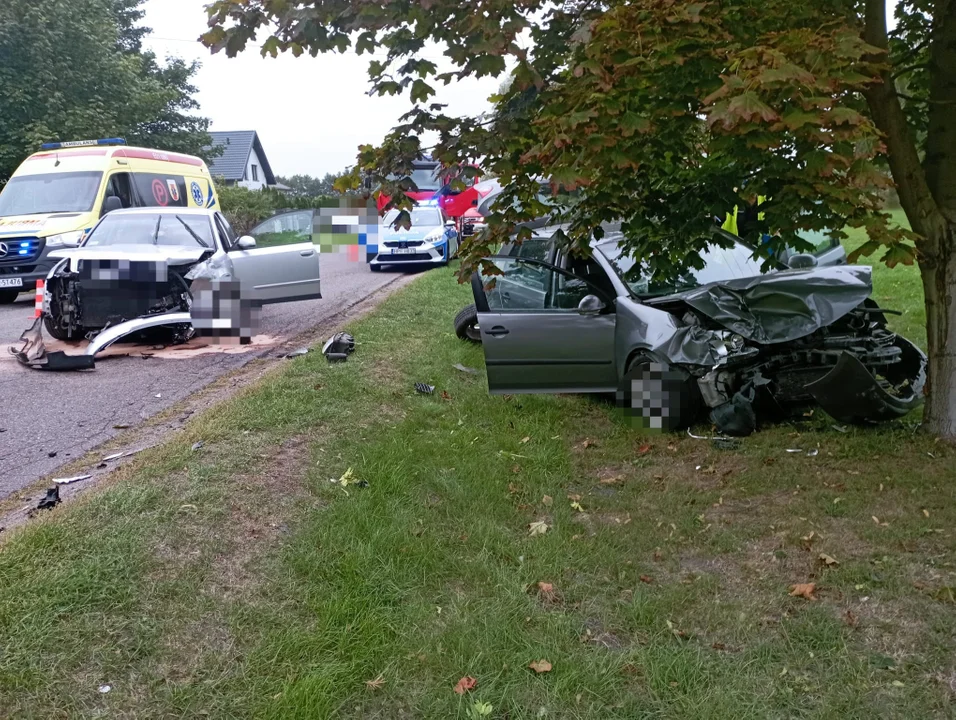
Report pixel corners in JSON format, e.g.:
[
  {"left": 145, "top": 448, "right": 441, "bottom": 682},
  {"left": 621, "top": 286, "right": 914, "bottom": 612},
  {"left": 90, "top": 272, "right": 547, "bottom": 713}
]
[
  {"left": 219, "top": 211, "right": 321, "bottom": 303},
  {"left": 471, "top": 257, "right": 618, "bottom": 394}
]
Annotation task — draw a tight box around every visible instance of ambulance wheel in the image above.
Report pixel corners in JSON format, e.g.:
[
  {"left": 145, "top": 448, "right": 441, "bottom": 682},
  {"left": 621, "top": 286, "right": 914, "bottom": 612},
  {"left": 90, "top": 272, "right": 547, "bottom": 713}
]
[{"left": 0, "top": 289, "right": 20, "bottom": 304}]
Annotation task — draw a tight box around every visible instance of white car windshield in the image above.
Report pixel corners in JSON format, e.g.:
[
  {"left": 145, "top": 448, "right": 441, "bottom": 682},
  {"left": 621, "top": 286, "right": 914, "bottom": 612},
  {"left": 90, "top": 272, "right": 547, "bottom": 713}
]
[
  {"left": 596, "top": 238, "right": 767, "bottom": 297},
  {"left": 84, "top": 213, "right": 213, "bottom": 248},
  {"left": 0, "top": 172, "right": 102, "bottom": 216},
  {"left": 383, "top": 208, "right": 443, "bottom": 229}
]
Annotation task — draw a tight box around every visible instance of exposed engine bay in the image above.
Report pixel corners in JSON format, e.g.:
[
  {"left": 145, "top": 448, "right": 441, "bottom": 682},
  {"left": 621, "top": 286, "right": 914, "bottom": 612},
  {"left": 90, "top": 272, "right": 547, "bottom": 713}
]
[
  {"left": 648, "top": 295, "right": 926, "bottom": 436},
  {"left": 43, "top": 255, "right": 209, "bottom": 343}
]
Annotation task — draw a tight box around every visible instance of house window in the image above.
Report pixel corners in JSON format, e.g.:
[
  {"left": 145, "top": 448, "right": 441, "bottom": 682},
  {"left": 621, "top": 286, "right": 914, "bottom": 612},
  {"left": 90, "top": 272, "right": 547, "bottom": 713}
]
[{"left": 251, "top": 165, "right": 259, "bottom": 182}]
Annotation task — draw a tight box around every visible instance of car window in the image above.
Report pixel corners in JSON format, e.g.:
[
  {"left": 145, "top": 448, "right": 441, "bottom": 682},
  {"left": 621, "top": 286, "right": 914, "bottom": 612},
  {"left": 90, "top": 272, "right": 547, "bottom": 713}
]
[
  {"left": 0, "top": 171, "right": 103, "bottom": 215},
  {"left": 498, "top": 238, "right": 553, "bottom": 261},
  {"left": 480, "top": 258, "right": 608, "bottom": 312},
  {"left": 383, "top": 207, "right": 442, "bottom": 228},
  {"left": 596, "top": 238, "right": 765, "bottom": 297},
  {"left": 84, "top": 213, "right": 213, "bottom": 248},
  {"left": 249, "top": 211, "right": 312, "bottom": 247}
]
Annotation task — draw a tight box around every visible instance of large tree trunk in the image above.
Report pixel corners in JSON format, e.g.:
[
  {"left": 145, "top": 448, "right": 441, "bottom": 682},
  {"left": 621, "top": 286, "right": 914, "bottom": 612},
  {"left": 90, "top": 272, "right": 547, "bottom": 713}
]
[
  {"left": 863, "top": 0, "right": 956, "bottom": 439},
  {"left": 920, "top": 228, "right": 956, "bottom": 437}
]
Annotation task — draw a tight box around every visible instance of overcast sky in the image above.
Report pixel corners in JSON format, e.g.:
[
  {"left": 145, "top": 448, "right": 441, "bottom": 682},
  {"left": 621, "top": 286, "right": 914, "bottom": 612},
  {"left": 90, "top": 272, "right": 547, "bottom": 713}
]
[{"left": 141, "top": 0, "right": 900, "bottom": 179}]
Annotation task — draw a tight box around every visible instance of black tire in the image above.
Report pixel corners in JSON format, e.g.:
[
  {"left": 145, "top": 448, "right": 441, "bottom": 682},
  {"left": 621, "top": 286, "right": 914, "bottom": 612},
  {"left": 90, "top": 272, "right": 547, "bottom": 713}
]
[
  {"left": 454, "top": 303, "right": 481, "bottom": 343},
  {"left": 44, "top": 309, "right": 81, "bottom": 341},
  {"left": 617, "top": 356, "right": 703, "bottom": 432},
  {"left": 370, "top": 263, "right": 382, "bottom": 272},
  {"left": 0, "top": 289, "right": 21, "bottom": 304}
]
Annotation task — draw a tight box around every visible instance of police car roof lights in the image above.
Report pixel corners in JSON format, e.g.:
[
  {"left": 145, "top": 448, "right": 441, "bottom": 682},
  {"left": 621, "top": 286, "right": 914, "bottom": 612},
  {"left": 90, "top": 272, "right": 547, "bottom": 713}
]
[{"left": 40, "top": 138, "right": 127, "bottom": 150}]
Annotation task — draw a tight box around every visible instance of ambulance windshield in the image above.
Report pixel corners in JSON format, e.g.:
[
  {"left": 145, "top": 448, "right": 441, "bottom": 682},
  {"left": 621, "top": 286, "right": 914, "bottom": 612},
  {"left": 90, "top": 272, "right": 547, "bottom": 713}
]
[{"left": 0, "top": 171, "right": 103, "bottom": 216}]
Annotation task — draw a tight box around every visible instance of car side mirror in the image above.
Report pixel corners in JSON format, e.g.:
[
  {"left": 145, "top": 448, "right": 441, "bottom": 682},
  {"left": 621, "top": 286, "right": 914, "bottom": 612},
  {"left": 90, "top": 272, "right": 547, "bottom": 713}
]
[
  {"left": 445, "top": 219, "right": 456, "bottom": 227},
  {"left": 101, "top": 196, "right": 123, "bottom": 216},
  {"left": 577, "top": 294, "right": 605, "bottom": 315},
  {"left": 787, "top": 253, "right": 817, "bottom": 269},
  {"left": 237, "top": 236, "right": 256, "bottom": 250}
]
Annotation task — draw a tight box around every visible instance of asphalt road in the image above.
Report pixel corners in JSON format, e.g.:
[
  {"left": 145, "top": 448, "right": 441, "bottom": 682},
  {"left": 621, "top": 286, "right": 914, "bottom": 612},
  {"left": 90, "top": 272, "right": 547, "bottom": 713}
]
[{"left": 0, "top": 254, "right": 417, "bottom": 499}]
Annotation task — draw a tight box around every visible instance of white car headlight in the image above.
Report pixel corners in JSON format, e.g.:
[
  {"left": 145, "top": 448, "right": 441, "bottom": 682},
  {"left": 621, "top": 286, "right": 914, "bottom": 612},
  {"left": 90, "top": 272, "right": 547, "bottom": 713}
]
[
  {"left": 45, "top": 230, "right": 86, "bottom": 248},
  {"left": 423, "top": 229, "right": 444, "bottom": 244}
]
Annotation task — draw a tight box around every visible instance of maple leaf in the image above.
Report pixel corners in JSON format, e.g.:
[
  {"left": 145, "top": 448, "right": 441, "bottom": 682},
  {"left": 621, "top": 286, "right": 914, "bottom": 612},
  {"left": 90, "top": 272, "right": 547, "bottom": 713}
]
[
  {"left": 789, "top": 582, "right": 817, "bottom": 601},
  {"left": 542, "top": 495, "right": 553, "bottom": 507},
  {"left": 528, "top": 659, "right": 552, "bottom": 674},
  {"left": 537, "top": 581, "right": 554, "bottom": 594},
  {"left": 528, "top": 521, "right": 550, "bottom": 536},
  {"left": 454, "top": 676, "right": 477, "bottom": 694},
  {"left": 365, "top": 674, "right": 385, "bottom": 690},
  {"left": 640, "top": 575, "right": 654, "bottom": 584},
  {"left": 637, "top": 443, "right": 652, "bottom": 455}
]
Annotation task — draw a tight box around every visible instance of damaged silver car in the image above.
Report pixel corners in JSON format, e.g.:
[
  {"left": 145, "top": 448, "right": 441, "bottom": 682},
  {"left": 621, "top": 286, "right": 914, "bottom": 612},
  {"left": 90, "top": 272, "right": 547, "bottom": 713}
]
[
  {"left": 469, "top": 224, "right": 926, "bottom": 435},
  {"left": 12, "top": 207, "right": 320, "bottom": 369}
]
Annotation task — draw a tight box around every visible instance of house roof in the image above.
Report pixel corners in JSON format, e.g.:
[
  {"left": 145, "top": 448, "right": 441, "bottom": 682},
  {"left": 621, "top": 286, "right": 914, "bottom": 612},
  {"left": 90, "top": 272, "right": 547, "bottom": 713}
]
[{"left": 206, "top": 131, "right": 276, "bottom": 185}]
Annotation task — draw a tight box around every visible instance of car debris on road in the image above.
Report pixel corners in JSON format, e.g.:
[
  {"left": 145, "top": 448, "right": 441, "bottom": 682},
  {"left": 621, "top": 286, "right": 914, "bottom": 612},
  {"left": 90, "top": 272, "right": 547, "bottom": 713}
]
[{"left": 322, "top": 332, "right": 355, "bottom": 363}]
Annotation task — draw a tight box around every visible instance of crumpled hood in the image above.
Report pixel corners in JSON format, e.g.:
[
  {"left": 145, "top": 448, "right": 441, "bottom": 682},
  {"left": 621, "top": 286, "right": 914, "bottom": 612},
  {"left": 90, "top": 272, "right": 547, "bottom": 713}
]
[
  {"left": 48, "top": 244, "right": 211, "bottom": 266},
  {"left": 657, "top": 265, "right": 873, "bottom": 344},
  {"left": 0, "top": 212, "right": 95, "bottom": 237}
]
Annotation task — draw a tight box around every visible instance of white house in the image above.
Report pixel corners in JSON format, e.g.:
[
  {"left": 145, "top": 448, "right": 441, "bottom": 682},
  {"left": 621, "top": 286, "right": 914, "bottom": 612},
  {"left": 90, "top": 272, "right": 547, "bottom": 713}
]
[{"left": 206, "top": 131, "right": 278, "bottom": 190}]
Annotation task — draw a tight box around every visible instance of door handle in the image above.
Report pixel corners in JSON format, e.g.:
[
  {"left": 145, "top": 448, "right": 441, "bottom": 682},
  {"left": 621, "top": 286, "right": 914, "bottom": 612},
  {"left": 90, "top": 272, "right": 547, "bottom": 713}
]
[
  {"left": 486, "top": 325, "right": 509, "bottom": 337},
  {"left": 300, "top": 249, "right": 315, "bottom": 257}
]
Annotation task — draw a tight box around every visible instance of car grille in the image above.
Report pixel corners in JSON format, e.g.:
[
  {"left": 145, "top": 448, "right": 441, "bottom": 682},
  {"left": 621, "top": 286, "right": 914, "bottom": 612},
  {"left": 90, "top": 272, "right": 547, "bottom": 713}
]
[
  {"left": 384, "top": 240, "right": 424, "bottom": 248},
  {"left": 0, "top": 264, "right": 37, "bottom": 275},
  {"left": 377, "top": 252, "right": 433, "bottom": 262},
  {"left": 0, "top": 236, "right": 43, "bottom": 263}
]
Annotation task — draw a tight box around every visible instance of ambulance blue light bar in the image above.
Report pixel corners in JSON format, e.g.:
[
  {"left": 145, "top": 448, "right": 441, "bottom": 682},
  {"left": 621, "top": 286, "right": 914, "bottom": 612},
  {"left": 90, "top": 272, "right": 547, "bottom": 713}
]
[{"left": 40, "top": 138, "right": 127, "bottom": 150}]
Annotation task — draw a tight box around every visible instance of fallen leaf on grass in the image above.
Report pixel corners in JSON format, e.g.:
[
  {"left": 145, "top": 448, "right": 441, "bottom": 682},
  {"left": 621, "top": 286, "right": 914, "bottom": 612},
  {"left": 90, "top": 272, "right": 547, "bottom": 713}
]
[
  {"left": 542, "top": 495, "right": 553, "bottom": 507},
  {"left": 528, "top": 521, "right": 550, "bottom": 536},
  {"left": 520, "top": 436, "right": 531, "bottom": 444},
  {"left": 818, "top": 553, "right": 839, "bottom": 567},
  {"left": 528, "top": 659, "right": 552, "bottom": 674},
  {"left": 440, "top": 390, "right": 452, "bottom": 400},
  {"left": 789, "top": 583, "right": 817, "bottom": 601},
  {"left": 639, "top": 575, "right": 654, "bottom": 584},
  {"left": 579, "top": 438, "right": 598, "bottom": 449},
  {"left": 365, "top": 675, "right": 385, "bottom": 690},
  {"left": 637, "top": 443, "right": 652, "bottom": 454},
  {"left": 570, "top": 501, "right": 585, "bottom": 513},
  {"left": 536, "top": 581, "right": 554, "bottom": 594},
  {"left": 843, "top": 609, "right": 858, "bottom": 627},
  {"left": 454, "top": 676, "right": 477, "bottom": 694},
  {"left": 599, "top": 475, "right": 624, "bottom": 486}
]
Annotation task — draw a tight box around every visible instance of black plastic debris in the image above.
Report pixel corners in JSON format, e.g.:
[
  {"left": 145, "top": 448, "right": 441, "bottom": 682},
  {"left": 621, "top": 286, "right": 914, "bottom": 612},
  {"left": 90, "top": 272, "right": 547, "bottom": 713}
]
[
  {"left": 322, "top": 333, "right": 355, "bottom": 362},
  {"left": 453, "top": 363, "right": 478, "bottom": 375},
  {"left": 47, "top": 451, "right": 58, "bottom": 458},
  {"left": 712, "top": 437, "right": 741, "bottom": 451},
  {"left": 415, "top": 383, "right": 435, "bottom": 395},
  {"left": 710, "top": 384, "right": 758, "bottom": 437},
  {"left": 36, "top": 486, "right": 60, "bottom": 511},
  {"left": 10, "top": 318, "right": 95, "bottom": 371}
]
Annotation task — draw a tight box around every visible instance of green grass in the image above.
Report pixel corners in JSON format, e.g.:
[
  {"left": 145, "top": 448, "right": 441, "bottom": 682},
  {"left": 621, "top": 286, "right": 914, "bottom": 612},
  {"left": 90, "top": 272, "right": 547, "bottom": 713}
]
[{"left": 1, "top": 231, "right": 954, "bottom": 719}]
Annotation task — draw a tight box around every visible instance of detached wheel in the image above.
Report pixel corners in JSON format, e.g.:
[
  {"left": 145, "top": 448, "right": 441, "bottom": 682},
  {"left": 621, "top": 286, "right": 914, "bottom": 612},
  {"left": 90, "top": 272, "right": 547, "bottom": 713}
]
[
  {"left": 0, "top": 289, "right": 20, "bottom": 304},
  {"left": 454, "top": 303, "right": 481, "bottom": 343},
  {"left": 617, "top": 357, "right": 703, "bottom": 432}
]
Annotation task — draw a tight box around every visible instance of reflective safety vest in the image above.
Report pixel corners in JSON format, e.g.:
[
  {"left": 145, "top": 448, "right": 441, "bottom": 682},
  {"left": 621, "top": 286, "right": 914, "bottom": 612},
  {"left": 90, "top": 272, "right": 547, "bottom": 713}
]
[{"left": 722, "top": 195, "right": 766, "bottom": 236}]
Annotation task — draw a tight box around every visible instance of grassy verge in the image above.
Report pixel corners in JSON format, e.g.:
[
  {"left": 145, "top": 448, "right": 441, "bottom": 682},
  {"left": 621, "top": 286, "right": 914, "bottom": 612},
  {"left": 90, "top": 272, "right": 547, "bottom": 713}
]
[{"left": 1, "top": 240, "right": 954, "bottom": 718}]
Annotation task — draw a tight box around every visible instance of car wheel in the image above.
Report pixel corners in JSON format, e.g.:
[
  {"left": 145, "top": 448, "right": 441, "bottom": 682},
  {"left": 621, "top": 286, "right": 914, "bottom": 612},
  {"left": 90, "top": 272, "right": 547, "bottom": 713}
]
[
  {"left": 0, "top": 289, "right": 21, "bottom": 304},
  {"left": 617, "top": 356, "right": 703, "bottom": 432},
  {"left": 370, "top": 263, "right": 382, "bottom": 272},
  {"left": 454, "top": 303, "right": 481, "bottom": 343},
  {"left": 43, "top": 313, "right": 81, "bottom": 342}
]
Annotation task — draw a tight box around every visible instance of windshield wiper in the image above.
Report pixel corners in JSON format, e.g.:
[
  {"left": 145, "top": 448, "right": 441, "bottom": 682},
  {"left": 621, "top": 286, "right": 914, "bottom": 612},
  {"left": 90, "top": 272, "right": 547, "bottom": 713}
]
[{"left": 174, "top": 216, "right": 210, "bottom": 248}]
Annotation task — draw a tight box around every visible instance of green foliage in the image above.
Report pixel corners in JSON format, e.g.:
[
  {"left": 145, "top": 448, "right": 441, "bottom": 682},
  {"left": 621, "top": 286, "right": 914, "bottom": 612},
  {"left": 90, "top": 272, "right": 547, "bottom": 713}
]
[
  {"left": 276, "top": 172, "right": 350, "bottom": 197},
  {"left": 216, "top": 182, "right": 278, "bottom": 236},
  {"left": 0, "top": 0, "right": 214, "bottom": 181}
]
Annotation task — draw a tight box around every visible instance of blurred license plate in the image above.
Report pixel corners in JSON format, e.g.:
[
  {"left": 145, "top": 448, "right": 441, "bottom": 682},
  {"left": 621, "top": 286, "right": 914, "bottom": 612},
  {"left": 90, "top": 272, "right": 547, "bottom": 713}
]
[
  {"left": 0, "top": 278, "right": 23, "bottom": 288},
  {"left": 393, "top": 248, "right": 415, "bottom": 255}
]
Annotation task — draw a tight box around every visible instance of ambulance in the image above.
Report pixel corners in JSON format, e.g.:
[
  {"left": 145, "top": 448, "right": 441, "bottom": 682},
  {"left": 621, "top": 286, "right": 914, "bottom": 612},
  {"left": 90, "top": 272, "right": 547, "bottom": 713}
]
[{"left": 0, "top": 138, "right": 220, "bottom": 303}]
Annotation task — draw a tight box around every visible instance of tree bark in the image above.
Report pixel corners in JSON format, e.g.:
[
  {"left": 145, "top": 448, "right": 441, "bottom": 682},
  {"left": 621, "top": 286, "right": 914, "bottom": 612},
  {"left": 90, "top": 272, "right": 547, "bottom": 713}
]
[{"left": 863, "top": 0, "right": 956, "bottom": 438}]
